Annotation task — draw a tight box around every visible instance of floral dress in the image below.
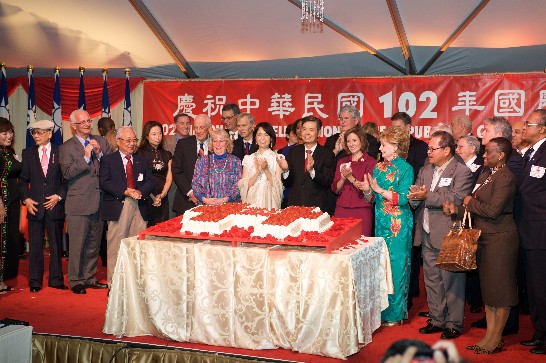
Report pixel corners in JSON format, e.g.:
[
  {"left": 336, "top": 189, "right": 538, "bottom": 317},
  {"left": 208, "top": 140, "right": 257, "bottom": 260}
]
[{"left": 373, "top": 156, "right": 413, "bottom": 322}]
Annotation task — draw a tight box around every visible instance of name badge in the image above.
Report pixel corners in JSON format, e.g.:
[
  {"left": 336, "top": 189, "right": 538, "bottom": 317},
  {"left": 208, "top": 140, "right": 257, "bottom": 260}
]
[
  {"left": 438, "top": 177, "right": 452, "bottom": 187},
  {"left": 137, "top": 173, "right": 144, "bottom": 182},
  {"left": 472, "top": 183, "right": 481, "bottom": 193},
  {"left": 469, "top": 163, "right": 481, "bottom": 173},
  {"left": 530, "top": 165, "right": 546, "bottom": 178}
]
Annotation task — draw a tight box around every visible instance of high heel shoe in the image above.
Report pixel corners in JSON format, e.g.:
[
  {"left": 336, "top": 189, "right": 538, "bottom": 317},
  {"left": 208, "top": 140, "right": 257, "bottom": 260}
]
[
  {"left": 466, "top": 344, "right": 480, "bottom": 350},
  {"left": 474, "top": 340, "right": 504, "bottom": 355}
]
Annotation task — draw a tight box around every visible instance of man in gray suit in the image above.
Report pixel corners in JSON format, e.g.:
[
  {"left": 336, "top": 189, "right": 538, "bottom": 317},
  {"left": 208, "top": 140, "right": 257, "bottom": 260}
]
[
  {"left": 408, "top": 131, "right": 473, "bottom": 339},
  {"left": 60, "top": 109, "right": 111, "bottom": 294}
]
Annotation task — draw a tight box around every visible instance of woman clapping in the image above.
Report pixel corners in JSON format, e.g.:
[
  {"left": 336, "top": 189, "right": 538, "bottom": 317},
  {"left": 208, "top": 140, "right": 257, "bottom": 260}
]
[
  {"left": 331, "top": 127, "right": 376, "bottom": 235},
  {"left": 238, "top": 122, "right": 283, "bottom": 209}
]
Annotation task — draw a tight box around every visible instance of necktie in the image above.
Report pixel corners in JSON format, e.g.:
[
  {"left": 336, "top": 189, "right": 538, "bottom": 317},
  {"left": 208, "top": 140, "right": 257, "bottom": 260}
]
[
  {"left": 41, "top": 147, "right": 48, "bottom": 176},
  {"left": 305, "top": 149, "right": 312, "bottom": 173},
  {"left": 244, "top": 142, "right": 250, "bottom": 155},
  {"left": 423, "top": 167, "right": 442, "bottom": 233},
  {"left": 125, "top": 155, "right": 135, "bottom": 189},
  {"left": 198, "top": 142, "right": 204, "bottom": 157},
  {"left": 524, "top": 147, "right": 534, "bottom": 165},
  {"left": 84, "top": 139, "right": 94, "bottom": 161}
]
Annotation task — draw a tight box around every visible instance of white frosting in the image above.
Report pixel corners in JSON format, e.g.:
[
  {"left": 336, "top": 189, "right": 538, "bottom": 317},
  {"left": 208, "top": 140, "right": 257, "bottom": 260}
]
[{"left": 180, "top": 203, "right": 331, "bottom": 239}]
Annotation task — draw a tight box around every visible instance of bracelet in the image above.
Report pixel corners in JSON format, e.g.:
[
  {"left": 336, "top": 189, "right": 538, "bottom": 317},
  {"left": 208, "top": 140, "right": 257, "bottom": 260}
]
[{"left": 363, "top": 190, "right": 372, "bottom": 196}]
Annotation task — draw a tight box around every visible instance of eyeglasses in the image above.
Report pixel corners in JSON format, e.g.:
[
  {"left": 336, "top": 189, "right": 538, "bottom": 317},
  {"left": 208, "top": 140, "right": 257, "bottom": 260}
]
[
  {"left": 523, "top": 121, "right": 544, "bottom": 127},
  {"left": 221, "top": 115, "right": 235, "bottom": 121},
  {"left": 74, "top": 119, "right": 92, "bottom": 125},
  {"left": 118, "top": 138, "right": 139, "bottom": 144},
  {"left": 427, "top": 146, "right": 444, "bottom": 153},
  {"left": 31, "top": 129, "right": 51, "bottom": 136},
  {"left": 338, "top": 117, "right": 352, "bottom": 122}
]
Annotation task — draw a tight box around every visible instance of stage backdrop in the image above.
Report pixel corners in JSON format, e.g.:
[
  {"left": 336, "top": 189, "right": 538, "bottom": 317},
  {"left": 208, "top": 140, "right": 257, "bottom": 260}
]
[{"left": 143, "top": 73, "right": 546, "bottom": 148}]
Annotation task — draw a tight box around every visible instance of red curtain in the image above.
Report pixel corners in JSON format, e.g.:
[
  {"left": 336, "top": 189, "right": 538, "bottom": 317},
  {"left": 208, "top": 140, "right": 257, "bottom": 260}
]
[{"left": 14, "top": 76, "right": 143, "bottom": 120}]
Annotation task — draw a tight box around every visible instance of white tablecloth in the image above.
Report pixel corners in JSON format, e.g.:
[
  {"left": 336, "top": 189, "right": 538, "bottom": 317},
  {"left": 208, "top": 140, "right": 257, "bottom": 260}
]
[{"left": 103, "top": 237, "right": 392, "bottom": 359}]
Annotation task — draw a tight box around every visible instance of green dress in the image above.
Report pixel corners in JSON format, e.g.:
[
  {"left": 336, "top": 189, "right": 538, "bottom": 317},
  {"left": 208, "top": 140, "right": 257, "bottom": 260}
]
[{"left": 373, "top": 156, "right": 414, "bottom": 322}]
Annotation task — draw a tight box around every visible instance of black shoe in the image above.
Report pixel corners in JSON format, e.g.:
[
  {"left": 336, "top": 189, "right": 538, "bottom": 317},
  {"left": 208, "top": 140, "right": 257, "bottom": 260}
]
[
  {"left": 30, "top": 287, "right": 42, "bottom": 293},
  {"left": 86, "top": 281, "right": 108, "bottom": 289},
  {"left": 441, "top": 328, "right": 462, "bottom": 339},
  {"left": 470, "top": 306, "right": 482, "bottom": 313},
  {"left": 502, "top": 327, "right": 519, "bottom": 336},
  {"left": 471, "top": 317, "right": 487, "bottom": 329},
  {"left": 419, "top": 323, "right": 443, "bottom": 334},
  {"left": 418, "top": 311, "right": 430, "bottom": 318},
  {"left": 49, "top": 284, "right": 69, "bottom": 290},
  {"left": 521, "top": 338, "right": 544, "bottom": 347},
  {"left": 71, "top": 284, "right": 87, "bottom": 294},
  {"left": 530, "top": 345, "right": 546, "bottom": 355}
]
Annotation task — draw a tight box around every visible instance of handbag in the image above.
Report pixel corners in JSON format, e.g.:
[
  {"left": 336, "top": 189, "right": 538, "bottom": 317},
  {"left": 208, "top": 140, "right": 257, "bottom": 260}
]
[{"left": 436, "top": 209, "right": 481, "bottom": 272}]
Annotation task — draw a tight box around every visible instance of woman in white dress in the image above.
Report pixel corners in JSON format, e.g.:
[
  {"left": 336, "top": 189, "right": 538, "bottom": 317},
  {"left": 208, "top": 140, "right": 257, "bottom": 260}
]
[{"left": 238, "top": 122, "right": 284, "bottom": 209}]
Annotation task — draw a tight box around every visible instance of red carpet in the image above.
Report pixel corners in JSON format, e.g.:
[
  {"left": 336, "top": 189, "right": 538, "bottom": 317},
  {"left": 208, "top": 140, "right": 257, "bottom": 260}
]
[{"left": 0, "top": 252, "right": 543, "bottom": 362}]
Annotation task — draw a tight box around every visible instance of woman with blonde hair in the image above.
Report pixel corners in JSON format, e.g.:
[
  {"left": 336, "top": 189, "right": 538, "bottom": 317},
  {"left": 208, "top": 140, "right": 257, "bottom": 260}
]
[
  {"left": 192, "top": 128, "right": 242, "bottom": 205},
  {"left": 357, "top": 126, "right": 414, "bottom": 324}
]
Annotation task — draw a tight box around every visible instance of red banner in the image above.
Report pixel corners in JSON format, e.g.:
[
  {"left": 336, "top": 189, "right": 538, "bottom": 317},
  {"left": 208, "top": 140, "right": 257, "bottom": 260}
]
[{"left": 143, "top": 74, "right": 546, "bottom": 148}]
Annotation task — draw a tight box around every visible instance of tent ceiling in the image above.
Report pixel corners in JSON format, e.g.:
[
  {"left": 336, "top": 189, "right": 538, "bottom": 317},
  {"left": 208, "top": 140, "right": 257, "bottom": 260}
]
[{"left": 1, "top": 0, "right": 545, "bottom": 79}]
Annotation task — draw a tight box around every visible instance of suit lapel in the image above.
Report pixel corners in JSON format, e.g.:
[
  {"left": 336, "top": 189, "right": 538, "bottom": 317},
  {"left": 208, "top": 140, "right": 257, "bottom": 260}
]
[
  {"left": 433, "top": 158, "right": 456, "bottom": 192},
  {"left": 520, "top": 140, "right": 546, "bottom": 184},
  {"left": 114, "top": 151, "right": 128, "bottom": 185},
  {"left": 32, "top": 146, "right": 46, "bottom": 180}
]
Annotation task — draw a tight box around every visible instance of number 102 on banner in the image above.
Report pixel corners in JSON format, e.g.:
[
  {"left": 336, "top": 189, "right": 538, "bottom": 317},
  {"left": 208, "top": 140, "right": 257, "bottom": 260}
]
[{"left": 379, "top": 91, "right": 438, "bottom": 119}]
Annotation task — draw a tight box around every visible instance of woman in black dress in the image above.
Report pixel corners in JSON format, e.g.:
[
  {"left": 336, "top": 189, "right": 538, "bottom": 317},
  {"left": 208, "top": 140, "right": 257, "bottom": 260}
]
[
  {"left": 0, "top": 117, "right": 22, "bottom": 293},
  {"left": 138, "top": 121, "right": 173, "bottom": 226}
]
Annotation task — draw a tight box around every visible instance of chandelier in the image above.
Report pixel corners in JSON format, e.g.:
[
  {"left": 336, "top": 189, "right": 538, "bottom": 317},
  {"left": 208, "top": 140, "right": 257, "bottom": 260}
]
[{"left": 301, "top": 0, "right": 324, "bottom": 33}]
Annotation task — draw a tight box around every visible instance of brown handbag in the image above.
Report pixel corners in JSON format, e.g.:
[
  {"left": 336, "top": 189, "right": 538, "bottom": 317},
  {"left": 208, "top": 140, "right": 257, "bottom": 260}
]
[{"left": 436, "top": 210, "right": 481, "bottom": 272}]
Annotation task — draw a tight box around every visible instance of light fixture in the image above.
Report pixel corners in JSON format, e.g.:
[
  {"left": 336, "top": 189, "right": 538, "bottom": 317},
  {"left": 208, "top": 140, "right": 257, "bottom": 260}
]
[{"left": 301, "top": 0, "right": 324, "bottom": 33}]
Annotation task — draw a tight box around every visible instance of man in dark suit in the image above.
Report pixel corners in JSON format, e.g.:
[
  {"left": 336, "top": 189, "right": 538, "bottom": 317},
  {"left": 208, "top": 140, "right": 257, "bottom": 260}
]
[
  {"left": 232, "top": 112, "right": 257, "bottom": 161},
  {"left": 516, "top": 109, "right": 546, "bottom": 355},
  {"left": 409, "top": 131, "right": 473, "bottom": 339},
  {"left": 172, "top": 114, "right": 211, "bottom": 216},
  {"left": 391, "top": 111, "right": 428, "bottom": 309},
  {"left": 100, "top": 126, "right": 154, "bottom": 286},
  {"left": 221, "top": 103, "right": 240, "bottom": 140},
  {"left": 19, "top": 120, "right": 68, "bottom": 293},
  {"left": 60, "top": 109, "right": 111, "bottom": 294},
  {"left": 279, "top": 116, "right": 335, "bottom": 212}
]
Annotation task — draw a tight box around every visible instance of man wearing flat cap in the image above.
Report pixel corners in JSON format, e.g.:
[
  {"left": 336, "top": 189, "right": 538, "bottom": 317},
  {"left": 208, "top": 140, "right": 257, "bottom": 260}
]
[{"left": 19, "top": 119, "right": 68, "bottom": 292}]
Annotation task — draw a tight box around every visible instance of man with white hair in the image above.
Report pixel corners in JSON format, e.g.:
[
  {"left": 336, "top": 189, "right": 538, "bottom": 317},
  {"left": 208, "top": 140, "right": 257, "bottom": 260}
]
[
  {"left": 20, "top": 119, "right": 67, "bottom": 293},
  {"left": 99, "top": 126, "right": 154, "bottom": 286},
  {"left": 232, "top": 112, "right": 257, "bottom": 160},
  {"left": 60, "top": 109, "right": 111, "bottom": 294}
]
